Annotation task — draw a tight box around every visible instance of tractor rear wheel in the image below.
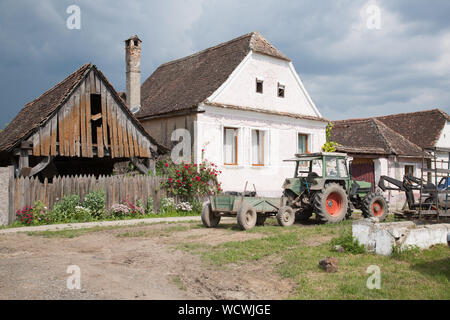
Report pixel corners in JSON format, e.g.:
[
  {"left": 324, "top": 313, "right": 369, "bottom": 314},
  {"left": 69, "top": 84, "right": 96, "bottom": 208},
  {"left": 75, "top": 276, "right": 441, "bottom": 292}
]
[
  {"left": 314, "top": 183, "right": 348, "bottom": 223},
  {"left": 277, "top": 206, "right": 295, "bottom": 227},
  {"left": 237, "top": 204, "right": 257, "bottom": 230},
  {"left": 362, "top": 193, "right": 388, "bottom": 221},
  {"left": 201, "top": 202, "right": 221, "bottom": 228}
]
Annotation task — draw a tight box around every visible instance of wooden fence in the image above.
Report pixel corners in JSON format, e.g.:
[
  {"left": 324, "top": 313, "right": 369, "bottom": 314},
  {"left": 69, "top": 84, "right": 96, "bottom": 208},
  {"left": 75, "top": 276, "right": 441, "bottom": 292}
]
[{"left": 11, "top": 174, "right": 167, "bottom": 214}]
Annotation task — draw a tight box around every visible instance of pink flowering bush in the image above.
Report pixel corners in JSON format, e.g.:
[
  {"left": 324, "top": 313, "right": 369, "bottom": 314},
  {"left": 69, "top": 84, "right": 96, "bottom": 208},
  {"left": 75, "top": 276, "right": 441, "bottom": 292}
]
[
  {"left": 108, "top": 195, "right": 145, "bottom": 218},
  {"left": 16, "top": 201, "right": 49, "bottom": 225}
]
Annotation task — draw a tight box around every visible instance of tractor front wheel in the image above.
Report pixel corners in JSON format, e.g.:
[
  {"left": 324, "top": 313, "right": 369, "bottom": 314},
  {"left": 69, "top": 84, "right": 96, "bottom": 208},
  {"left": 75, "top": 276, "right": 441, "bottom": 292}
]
[
  {"left": 314, "top": 183, "right": 348, "bottom": 223},
  {"left": 362, "top": 193, "right": 388, "bottom": 221},
  {"left": 201, "top": 202, "right": 221, "bottom": 228}
]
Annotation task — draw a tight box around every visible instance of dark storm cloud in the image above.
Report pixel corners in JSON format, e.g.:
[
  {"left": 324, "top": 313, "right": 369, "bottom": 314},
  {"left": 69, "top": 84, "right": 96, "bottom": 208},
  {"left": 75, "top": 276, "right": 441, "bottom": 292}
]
[{"left": 0, "top": 0, "right": 449, "bottom": 127}]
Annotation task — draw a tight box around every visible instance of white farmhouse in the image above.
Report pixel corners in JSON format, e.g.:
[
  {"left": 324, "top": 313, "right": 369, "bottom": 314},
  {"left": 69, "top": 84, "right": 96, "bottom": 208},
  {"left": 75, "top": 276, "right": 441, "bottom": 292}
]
[{"left": 127, "top": 32, "right": 327, "bottom": 196}]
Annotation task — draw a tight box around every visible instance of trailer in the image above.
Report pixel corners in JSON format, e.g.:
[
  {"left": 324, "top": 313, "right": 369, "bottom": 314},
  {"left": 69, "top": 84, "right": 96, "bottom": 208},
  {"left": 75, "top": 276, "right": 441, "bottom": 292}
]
[{"left": 202, "top": 186, "right": 294, "bottom": 230}]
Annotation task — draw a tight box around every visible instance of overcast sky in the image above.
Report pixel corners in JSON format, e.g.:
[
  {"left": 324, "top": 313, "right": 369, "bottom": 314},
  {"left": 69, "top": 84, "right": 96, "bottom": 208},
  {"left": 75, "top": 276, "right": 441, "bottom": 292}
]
[{"left": 0, "top": 0, "right": 449, "bottom": 127}]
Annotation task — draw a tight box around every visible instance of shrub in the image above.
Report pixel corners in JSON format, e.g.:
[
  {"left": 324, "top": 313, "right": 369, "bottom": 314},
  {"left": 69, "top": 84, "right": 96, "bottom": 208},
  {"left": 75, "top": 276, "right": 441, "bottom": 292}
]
[
  {"left": 146, "top": 197, "right": 154, "bottom": 214},
  {"left": 83, "top": 191, "right": 106, "bottom": 218},
  {"left": 74, "top": 206, "right": 92, "bottom": 221},
  {"left": 108, "top": 195, "right": 145, "bottom": 219},
  {"left": 175, "top": 202, "right": 192, "bottom": 212},
  {"left": 160, "top": 197, "right": 175, "bottom": 214},
  {"left": 16, "top": 201, "right": 49, "bottom": 225},
  {"left": 48, "top": 195, "right": 81, "bottom": 223},
  {"left": 109, "top": 203, "right": 131, "bottom": 218},
  {"left": 330, "top": 232, "right": 366, "bottom": 254},
  {"left": 160, "top": 157, "right": 222, "bottom": 199}
]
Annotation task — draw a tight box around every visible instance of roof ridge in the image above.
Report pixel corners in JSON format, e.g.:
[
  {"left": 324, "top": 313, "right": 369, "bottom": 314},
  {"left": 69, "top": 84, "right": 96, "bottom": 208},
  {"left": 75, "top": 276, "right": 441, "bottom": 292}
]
[
  {"left": 23, "top": 63, "right": 92, "bottom": 110},
  {"left": 332, "top": 108, "right": 446, "bottom": 123},
  {"left": 158, "top": 32, "right": 254, "bottom": 68},
  {"left": 373, "top": 118, "right": 422, "bottom": 154}
]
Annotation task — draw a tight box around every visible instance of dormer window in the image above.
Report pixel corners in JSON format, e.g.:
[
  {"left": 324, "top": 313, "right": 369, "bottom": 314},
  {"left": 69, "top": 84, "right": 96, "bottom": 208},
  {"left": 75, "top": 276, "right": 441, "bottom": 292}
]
[
  {"left": 256, "top": 79, "right": 263, "bottom": 94},
  {"left": 278, "top": 83, "right": 285, "bottom": 98}
]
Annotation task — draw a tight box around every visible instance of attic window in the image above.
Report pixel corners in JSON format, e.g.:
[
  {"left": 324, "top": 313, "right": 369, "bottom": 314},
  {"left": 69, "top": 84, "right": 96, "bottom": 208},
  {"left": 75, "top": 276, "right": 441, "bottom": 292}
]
[
  {"left": 278, "top": 83, "right": 285, "bottom": 98},
  {"left": 256, "top": 79, "right": 263, "bottom": 94}
]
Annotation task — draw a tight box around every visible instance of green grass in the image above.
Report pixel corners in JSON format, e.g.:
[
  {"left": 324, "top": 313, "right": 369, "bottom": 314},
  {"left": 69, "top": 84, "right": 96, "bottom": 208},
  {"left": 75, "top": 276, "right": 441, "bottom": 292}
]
[{"left": 179, "top": 218, "right": 450, "bottom": 300}]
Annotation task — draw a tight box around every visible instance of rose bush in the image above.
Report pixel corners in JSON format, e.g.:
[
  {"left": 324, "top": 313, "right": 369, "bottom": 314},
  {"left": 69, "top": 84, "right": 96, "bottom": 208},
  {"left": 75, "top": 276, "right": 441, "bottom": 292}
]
[{"left": 160, "top": 159, "right": 222, "bottom": 198}]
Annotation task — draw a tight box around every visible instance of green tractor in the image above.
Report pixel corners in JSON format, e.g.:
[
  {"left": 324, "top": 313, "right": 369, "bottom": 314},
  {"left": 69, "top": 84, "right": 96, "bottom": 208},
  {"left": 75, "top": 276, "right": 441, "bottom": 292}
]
[{"left": 282, "top": 152, "right": 388, "bottom": 223}]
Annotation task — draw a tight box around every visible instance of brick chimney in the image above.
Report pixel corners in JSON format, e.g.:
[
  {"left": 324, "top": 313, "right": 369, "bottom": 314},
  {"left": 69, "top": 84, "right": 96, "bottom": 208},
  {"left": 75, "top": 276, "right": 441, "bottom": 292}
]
[{"left": 125, "top": 35, "right": 141, "bottom": 111}]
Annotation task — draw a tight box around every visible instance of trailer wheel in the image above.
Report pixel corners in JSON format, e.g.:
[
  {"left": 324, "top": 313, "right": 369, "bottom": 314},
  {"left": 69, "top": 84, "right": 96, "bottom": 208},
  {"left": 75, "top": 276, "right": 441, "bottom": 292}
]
[
  {"left": 314, "top": 183, "right": 348, "bottom": 223},
  {"left": 362, "top": 193, "right": 389, "bottom": 221},
  {"left": 201, "top": 202, "right": 221, "bottom": 228},
  {"left": 256, "top": 215, "right": 267, "bottom": 226},
  {"left": 277, "top": 206, "right": 295, "bottom": 227},
  {"left": 237, "top": 205, "right": 257, "bottom": 230}
]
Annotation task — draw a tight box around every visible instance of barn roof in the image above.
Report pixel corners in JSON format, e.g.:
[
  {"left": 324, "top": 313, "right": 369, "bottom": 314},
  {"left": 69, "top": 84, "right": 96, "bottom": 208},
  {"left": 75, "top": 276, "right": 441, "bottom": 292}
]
[
  {"left": 137, "top": 31, "right": 291, "bottom": 120},
  {"left": 0, "top": 63, "right": 166, "bottom": 154},
  {"left": 331, "top": 117, "right": 424, "bottom": 157}
]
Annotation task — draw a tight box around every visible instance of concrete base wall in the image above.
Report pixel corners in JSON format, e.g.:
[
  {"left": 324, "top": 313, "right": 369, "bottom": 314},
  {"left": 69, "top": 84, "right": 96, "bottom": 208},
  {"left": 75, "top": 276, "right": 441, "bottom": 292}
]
[
  {"left": 0, "top": 166, "right": 13, "bottom": 226},
  {"left": 353, "top": 218, "right": 450, "bottom": 256}
]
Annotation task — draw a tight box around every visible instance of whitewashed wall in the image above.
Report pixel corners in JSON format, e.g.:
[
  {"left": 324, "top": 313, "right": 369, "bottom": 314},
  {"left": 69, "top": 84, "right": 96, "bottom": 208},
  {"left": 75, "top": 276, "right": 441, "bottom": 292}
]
[
  {"left": 208, "top": 52, "right": 321, "bottom": 117},
  {"left": 195, "top": 105, "right": 327, "bottom": 196}
]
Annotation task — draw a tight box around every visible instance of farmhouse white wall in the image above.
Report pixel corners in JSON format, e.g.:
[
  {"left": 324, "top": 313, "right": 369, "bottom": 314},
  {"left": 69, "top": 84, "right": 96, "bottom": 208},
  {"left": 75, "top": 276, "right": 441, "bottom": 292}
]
[
  {"left": 195, "top": 105, "right": 327, "bottom": 196},
  {"left": 209, "top": 52, "right": 320, "bottom": 117}
]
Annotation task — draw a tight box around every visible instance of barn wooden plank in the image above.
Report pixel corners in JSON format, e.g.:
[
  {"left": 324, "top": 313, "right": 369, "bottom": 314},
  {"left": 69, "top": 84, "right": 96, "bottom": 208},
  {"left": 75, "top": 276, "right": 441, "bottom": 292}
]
[
  {"left": 122, "top": 114, "right": 130, "bottom": 158},
  {"left": 111, "top": 98, "right": 120, "bottom": 157},
  {"left": 50, "top": 115, "right": 58, "bottom": 156},
  {"left": 89, "top": 71, "right": 96, "bottom": 94},
  {"left": 68, "top": 97, "right": 75, "bottom": 157},
  {"left": 127, "top": 118, "right": 135, "bottom": 158},
  {"left": 85, "top": 78, "right": 93, "bottom": 157},
  {"left": 106, "top": 92, "right": 116, "bottom": 158},
  {"left": 116, "top": 104, "right": 124, "bottom": 157},
  {"left": 33, "top": 131, "right": 40, "bottom": 156},
  {"left": 80, "top": 81, "right": 87, "bottom": 157},
  {"left": 97, "top": 125, "right": 104, "bottom": 158},
  {"left": 100, "top": 82, "right": 108, "bottom": 150},
  {"left": 74, "top": 93, "right": 81, "bottom": 157},
  {"left": 63, "top": 104, "right": 70, "bottom": 156},
  {"left": 95, "top": 72, "right": 101, "bottom": 94},
  {"left": 132, "top": 125, "right": 140, "bottom": 157}
]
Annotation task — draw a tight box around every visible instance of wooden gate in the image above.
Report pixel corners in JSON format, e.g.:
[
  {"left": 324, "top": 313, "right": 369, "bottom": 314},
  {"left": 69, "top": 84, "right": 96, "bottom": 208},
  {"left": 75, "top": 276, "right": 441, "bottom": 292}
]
[{"left": 350, "top": 158, "right": 375, "bottom": 191}]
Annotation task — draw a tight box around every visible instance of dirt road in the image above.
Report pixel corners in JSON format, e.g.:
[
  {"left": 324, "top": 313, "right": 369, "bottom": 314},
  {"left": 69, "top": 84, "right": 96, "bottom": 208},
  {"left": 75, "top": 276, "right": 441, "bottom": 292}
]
[{"left": 0, "top": 221, "right": 294, "bottom": 299}]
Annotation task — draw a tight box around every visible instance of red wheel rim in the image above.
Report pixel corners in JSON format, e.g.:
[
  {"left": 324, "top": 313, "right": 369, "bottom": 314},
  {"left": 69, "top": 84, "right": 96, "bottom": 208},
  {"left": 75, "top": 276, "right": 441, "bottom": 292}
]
[
  {"left": 371, "top": 201, "right": 384, "bottom": 217},
  {"left": 326, "top": 192, "right": 343, "bottom": 216}
]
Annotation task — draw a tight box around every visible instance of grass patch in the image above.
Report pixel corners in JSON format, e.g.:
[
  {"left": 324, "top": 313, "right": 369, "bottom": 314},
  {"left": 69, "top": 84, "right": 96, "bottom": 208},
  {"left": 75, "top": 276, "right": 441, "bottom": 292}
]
[{"left": 179, "top": 219, "right": 450, "bottom": 299}]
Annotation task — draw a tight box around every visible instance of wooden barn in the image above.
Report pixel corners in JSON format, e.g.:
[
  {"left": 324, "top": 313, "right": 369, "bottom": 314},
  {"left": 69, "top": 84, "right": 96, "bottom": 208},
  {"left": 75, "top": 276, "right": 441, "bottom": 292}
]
[{"left": 0, "top": 63, "right": 166, "bottom": 178}]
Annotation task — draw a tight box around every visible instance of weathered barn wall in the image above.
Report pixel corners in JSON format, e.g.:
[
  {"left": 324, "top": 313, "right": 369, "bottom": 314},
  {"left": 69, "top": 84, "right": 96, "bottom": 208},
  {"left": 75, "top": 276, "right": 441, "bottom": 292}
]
[
  {"left": 140, "top": 113, "right": 197, "bottom": 151},
  {"left": 29, "top": 69, "right": 152, "bottom": 159}
]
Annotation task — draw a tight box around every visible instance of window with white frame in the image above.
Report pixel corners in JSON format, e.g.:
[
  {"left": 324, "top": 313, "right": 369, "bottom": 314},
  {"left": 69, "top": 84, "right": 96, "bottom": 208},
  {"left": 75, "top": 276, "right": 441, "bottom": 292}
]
[
  {"left": 298, "top": 133, "right": 309, "bottom": 154},
  {"left": 223, "top": 127, "right": 238, "bottom": 165},
  {"left": 251, "top": 129, "right": 265, "bottom": 166}
]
